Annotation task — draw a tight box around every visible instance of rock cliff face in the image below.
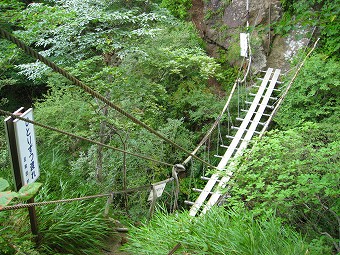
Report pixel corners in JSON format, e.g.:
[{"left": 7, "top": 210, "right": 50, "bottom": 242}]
[{"left": 190, "top": 0, "right": 311, "bottom": 73}]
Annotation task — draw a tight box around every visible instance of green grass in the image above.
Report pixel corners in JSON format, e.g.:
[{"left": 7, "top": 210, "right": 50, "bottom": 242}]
[{"left": 122, "top": 206, "right": 314, "bottom": 255}]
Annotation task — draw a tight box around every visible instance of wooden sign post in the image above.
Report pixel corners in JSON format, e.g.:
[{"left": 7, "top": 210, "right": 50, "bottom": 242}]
[{"left": 4, "top": 107, "right": 40, "bottom": 237}]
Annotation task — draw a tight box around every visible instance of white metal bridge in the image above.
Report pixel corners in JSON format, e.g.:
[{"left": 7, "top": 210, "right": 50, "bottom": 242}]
[{"left": 186, "top": 68, "right": 282, "bottom": 216}]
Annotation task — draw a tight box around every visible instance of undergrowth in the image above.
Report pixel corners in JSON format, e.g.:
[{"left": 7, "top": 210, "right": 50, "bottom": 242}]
[{"left": 122, "top": 206, "right": 315, "bottom": 255}]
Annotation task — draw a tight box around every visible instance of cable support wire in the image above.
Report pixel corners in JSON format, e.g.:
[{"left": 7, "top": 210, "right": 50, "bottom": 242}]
[
  {"left": 0, "top": 28, "right": 215, "bottom": 170},
  {"left": 238, "top": 8, "right": 263, "bottom": 84},
  {"left": 216, "top": 122, "right": 223, "bottom": 153},
  {"left": 176, "top": 5, "right": 263, "bottom": 166},
  {"left": 259, "top": 38, "right": 320, "bottom": 138},
  {"left": 182, "top": 81, "right": 238, "bottom": 165},
  {"left": 0, "top": 109, "right": 173, "bottom": 167},
  {"left": 0, "top": 184, "right": 151, "bottom": 211},
  {"left": 227, "top": 108, "right": 234, "bottom": 136}
]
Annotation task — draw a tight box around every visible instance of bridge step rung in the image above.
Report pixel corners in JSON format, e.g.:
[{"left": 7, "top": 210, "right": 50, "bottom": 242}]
[
  {"left": 249, "top": 93, "right": 278, "bottom": 101},
  {"left": 236, "top": 117, "right": 266, "bottom": 126},
  {"left": 220, "top": 144, "right": 240, "bottom": 150},
  {"left": 184, "top": 200, "right": 194, "bottom": 205},
  {"left": 226, "top": 135, "right": 245, "bottom": 140},
  {"left": 201, "top": 176, "right": 221, "bottom": 182},
  {"left": 254, "top": 85, "right": 282, "bottom": 92},
  {"left": 260, "top": 69, "right": 282, "bottom": 74},
  {"left": 193, "top": 188, "right": 214, "bottom": 195},
  {"left": 245, "top": 101, "right": 274, "bottom": 109},
  {"left": 257, "top": 77, "right": 284, "bottom": 84},
  {"left": 241, "top": 109, "right": 271, "bottom": 117},
  {"left": 231, "top": 126, "right": 261, "bottom": 135}
]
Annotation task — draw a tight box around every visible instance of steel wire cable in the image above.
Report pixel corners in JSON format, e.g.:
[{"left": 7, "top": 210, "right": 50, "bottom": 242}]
[
  {"left": 0, "top": 28, "right": 216, "bottom": 170},
  {"left": 0, "top": 109, "right": 173, "bottom": 167}
]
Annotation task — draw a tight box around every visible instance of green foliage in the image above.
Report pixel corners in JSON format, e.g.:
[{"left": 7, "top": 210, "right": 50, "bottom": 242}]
[
  {"left": 36, "top": 187, "right": 111, "bottom": 255},
  {"left": 0, "top": 0, "right": 50, "bottom": 111},
  {"left": 14, "top": 0, "right": 173, "bottom": 79},
  {"left": 132, "top": 24, "right": 219, "bottom": 87},
  {"left": 170, "top": 80, "right": 224, "bottom": 128},
  {"left": 123, "top": 207, "right": 314, "bottom": 254},
  {"left": 0, "top": 178, "right": 42, "bottom": 208},
  {"left": 214, "top": 49, "right": 239, "bottom": 87},
  {"left": 33, "top": 86, "right": 95, "bottom": 154},
  {"left": 0, "top": 178, "right": 42, "bottom": 253},
  {"left": 229, "top": 122, "right": 339, "bottom": 252},
  {"left": 160, "top": 0, "right": 192, "bottom": 20},
  {"left": 277, "top": 0, "right": 340, "bottom": 57},
  {"left": 0, "top": 0, "right": 25, "bottom": 28},
  {"left": 275, "top": 54, "right": 340, "bottom": 128},
  {"left": 0, "top": 217, "right": 40, "bottom": 255},
  {"left": 0, "top": 178, "right": 9, "bottom": 191}
]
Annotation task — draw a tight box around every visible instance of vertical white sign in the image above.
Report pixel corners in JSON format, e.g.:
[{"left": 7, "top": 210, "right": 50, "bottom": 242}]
[
  {"left": 13, "top": 108, "right": 40, "bottom": 185},
  {"left": 240, "top": 33, "right": 249, "bottom": 57}
]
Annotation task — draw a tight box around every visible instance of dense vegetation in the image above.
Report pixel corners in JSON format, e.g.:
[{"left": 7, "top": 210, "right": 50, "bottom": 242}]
[
  {"left": 0, "top": 0, "right": 339, "bottom": 254},
  {"left": 124, "top": 207, "right": 313, "bottom": 254}
]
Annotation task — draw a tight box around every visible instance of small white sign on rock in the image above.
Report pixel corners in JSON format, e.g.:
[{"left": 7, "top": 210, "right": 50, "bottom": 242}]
[{"left": 240, "top": 33, "right": 249, "bottom": 57}]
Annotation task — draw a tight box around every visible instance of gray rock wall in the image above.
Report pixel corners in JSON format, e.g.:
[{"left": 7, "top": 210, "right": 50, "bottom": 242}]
[{"left": 191, "top": 0, "right": 311, "bottom": 73}]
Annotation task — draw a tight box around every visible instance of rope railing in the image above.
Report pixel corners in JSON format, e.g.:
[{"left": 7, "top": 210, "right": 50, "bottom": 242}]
[
  {"left": 182, "top": 81, "right": 238, "bottom": 165},
  {"left": 258, "top": 38, "right": 320, "bottom": 138},
  {"left": 0, "top": 184, "right": 151, "bottom": 211},
  {"left": 0, "top": 109, "right": 173, "bottom": 167},
  {"left": 0, "top": 176, "right": 180, "bottom": 212},
  {"left": 0, "top": 28, "right": 216, "bottom": 170}
]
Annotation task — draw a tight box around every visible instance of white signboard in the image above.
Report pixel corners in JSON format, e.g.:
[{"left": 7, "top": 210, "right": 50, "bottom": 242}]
[
  {"left": 148, "top": 183, "right": 166, "bottom": 201},
  {"left": 13, "top": 108, "right": 40, "bottom": 185},
  {"left": 240, "top": 33, "right": 249, "bottom": 57}
]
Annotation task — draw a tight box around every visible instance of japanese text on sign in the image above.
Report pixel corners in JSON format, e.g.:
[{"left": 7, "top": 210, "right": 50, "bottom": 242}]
[{"left": 13, "top": 108, "right": 40, "bottom": 184}]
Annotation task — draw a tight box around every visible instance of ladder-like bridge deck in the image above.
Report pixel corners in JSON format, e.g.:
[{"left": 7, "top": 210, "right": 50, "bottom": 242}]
[{"left": 189, "top": 68, "right": 281, "bottom": 217}]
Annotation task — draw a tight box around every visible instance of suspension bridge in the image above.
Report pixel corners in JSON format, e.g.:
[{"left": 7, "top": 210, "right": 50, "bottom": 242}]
[
  {"left": 185, "top": 68, "right": 282, "bottom": 216},
  {"left": 1, "top": 23, "right": 318, "bottom": 219}
]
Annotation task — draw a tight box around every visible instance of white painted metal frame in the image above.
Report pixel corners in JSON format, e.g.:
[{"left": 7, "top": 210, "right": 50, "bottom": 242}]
[
  {"left": 201, "top": 69, "right": 281, "bottom": 214},
  {"left": 189, "top": 68, "right": 274, "bottom": 217}
]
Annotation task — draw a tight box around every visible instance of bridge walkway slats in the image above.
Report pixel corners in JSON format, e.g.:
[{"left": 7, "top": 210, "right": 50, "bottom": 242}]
[{"left": 189, "top": 68, "right": 280, "bottom": 217}]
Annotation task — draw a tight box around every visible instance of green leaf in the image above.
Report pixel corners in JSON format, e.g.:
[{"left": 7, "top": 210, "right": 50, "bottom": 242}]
[
  {"left": 0, "top": 178, "right": 10, "bottom": 192},
  {"left": 17, "top": 182, "right": 42, "bottom": 200},
  {"left": 0, "top": 191, "right": 18, "bottom": 209}
]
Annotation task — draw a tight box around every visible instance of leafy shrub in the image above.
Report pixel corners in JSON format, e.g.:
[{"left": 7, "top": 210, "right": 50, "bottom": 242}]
[
  {"left": 229, "top": 122, "right": 339, "bottom": 253},
  {"left": 0, "top": 210, "right": 40, "bottom": 255},
  {"left": 277, "top": 0, "right": 339, "bottom": 57},
  {"left": 160, "top": 0, "right": 192, "bottom": 20},
  {"left": 276, "top": 54, "right": 339, "bottom": 128},
  {"left": 0, "top": 178, "right": 42, "bottom": 209}
]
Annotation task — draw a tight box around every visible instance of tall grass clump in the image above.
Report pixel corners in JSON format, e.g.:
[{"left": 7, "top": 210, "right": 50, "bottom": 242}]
[
  {"left": 34, "top": 179, "right": 111, "bottom": 255},
  {"left": 123, "top": 207, "right": 316, "bottom": 255},
  {"left": 38, "top": 201, "right": 110, "bottom": 255}
]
